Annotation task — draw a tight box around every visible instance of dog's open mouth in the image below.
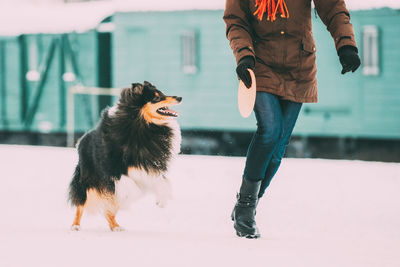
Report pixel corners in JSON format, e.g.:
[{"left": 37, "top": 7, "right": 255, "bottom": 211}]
[{"left": 156, "top": 107, "right": 178, "bottom": 117}]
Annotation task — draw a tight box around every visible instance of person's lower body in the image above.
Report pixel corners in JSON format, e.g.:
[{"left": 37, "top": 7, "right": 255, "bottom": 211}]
[{"left": 233, "top": 91, "right": 302, "bottom": 238}]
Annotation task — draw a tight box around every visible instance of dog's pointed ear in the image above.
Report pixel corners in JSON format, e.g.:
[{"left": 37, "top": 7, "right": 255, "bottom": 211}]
[
  {"left": 143, "top": 81, "right": 155, "bottom": 89},
  {"left": 131, "top": 83, "right": 143, "bottom": 95}
]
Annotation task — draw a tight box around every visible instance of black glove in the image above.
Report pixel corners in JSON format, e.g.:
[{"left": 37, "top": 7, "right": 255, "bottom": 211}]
[
  {"left": 338, "top": 45, "right": 361, "bottom": 75},
  {"left": 236, "top": 56, "right": 255, "bottom": 88}
]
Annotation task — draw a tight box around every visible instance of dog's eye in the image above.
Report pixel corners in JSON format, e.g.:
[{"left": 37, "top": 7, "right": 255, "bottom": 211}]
[{"left": 152, "top": 96, "right": 161, "bottom": 103}]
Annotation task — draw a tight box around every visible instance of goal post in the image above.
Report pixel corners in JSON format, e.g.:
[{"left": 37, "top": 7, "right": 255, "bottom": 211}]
[{"left": 66, "top": 85, "right": 122, "bottom": 147}]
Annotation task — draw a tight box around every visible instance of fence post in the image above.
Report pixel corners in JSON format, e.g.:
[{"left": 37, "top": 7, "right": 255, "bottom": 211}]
[{"left": 66, "top": 86, "right": 75, "bottom": 147}]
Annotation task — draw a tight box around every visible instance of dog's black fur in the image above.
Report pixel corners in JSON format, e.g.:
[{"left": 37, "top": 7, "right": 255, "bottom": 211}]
[{"left": 68, "top": 81, "right": 181, "bottom": 230}]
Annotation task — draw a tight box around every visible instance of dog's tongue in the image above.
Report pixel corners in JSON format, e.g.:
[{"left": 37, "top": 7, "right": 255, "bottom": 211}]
[{"left": 168, "top": 109, "right": 178, "bottom": 117}]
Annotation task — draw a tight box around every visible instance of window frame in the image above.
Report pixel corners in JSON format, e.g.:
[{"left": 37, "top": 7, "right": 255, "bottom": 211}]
[
  {"left": 181, "top": 30, "right": 198, "bottom": 74},
  {"left": 362, "top": 25, "right": 379, "bottom": 76}
]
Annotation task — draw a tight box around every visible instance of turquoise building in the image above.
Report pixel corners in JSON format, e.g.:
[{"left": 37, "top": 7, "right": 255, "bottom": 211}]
[{"left": 0, "top": 1, "right": 399, "bottom": 149}]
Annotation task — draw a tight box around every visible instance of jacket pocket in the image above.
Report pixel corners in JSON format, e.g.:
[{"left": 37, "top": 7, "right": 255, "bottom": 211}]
[{"left": 301, "top": 39, "right": 316, "bottom": 54}]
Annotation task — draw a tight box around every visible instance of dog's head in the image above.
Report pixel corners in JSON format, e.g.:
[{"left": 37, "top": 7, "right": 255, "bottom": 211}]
[{"left": 119, "top": 81, "right": 182, "bottom": 125}]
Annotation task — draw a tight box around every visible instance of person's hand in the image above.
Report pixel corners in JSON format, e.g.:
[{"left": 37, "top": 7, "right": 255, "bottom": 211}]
[
  {"left": 236, "top": 56, "right": 255, "bottom": 88},
  {"left": 338, "top": 46, "right": 361, "bottom": 75}
]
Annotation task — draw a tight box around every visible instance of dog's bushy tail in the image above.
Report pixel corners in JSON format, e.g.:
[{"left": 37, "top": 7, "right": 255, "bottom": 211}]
[{"left": 68, "top": 164, "right": 87, "bottom": 206}]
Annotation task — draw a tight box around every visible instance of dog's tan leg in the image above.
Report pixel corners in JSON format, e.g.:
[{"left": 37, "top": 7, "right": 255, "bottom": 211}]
[
  {"left": 71, "top": 205, "right": 84, "bottom": 231},
  {"left": 105, "top": 211, "right": 123, "bottom": 232}
]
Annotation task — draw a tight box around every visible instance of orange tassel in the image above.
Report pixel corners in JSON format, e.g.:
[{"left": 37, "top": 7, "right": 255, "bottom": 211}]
[
  {"left": 271, "top": 0, "right": 275, "bottom": 20},
  {"left": 254, "top": 0, "right": 289, "bottom": 21},
  {"left": 283, "top": 0, "right": 289, "bottom": 18},
  {"left": 254, "top": 0, "right": 264, "bottom": 21}
]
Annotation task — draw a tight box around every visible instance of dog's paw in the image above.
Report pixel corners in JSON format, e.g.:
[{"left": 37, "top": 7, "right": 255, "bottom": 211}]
[
  {"left": 70, "top": 225, "right": 81, "bottom": 231},
  {"left": 111, "top": 226, "right": 125, "bottom": 232}
]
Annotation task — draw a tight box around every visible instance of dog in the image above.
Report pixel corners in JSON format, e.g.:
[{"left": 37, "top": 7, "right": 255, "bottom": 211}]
[{"left": 68, "top": 81, "right": 182, "bottom": 231}]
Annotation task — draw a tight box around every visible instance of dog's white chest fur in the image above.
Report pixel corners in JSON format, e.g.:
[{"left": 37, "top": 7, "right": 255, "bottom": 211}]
[
  {"left": 165, "top": 119, "right": 181, "bottom": 155},
  {"left": 115, "top": 167, "right": 173, "bottom": 210},
  {"left": 114, "top": 120, "right": 180, "bottom": 209}
]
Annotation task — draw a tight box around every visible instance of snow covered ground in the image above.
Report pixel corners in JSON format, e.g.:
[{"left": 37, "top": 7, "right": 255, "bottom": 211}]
[{"left": 0, "top": 145, "right": 399, "bottom": 267}]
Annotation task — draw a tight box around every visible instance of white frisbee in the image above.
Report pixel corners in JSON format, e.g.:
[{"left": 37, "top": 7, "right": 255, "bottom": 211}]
[{"left": 238, "top": 68, "right": 256, "bottom": 118}]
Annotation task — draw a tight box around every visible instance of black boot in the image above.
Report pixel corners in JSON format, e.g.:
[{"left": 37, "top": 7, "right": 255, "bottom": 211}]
[{"left": 232, "top": 179, "right": 261, "bottom": 239}]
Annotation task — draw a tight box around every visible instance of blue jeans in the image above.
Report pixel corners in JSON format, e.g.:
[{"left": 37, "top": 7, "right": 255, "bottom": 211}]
[{"left": 243, "top": 92, "right": 302, "bottom": 197}]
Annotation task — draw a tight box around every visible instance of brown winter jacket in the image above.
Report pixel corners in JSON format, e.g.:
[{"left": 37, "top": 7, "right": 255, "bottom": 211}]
[{"left": 223, "top": 0, "right": 357, "bottom": 103}]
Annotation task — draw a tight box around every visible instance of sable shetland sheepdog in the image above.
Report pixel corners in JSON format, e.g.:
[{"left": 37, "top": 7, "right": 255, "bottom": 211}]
[{"left": 68, "top": 81, "right": 182, "bottom": 231}]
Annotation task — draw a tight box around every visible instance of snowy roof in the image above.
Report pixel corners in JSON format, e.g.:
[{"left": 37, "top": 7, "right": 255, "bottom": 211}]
[
  {"left": 112, "top": 0, "right": 400, "bottom": 12},
  {"left": 0, "top": 1, "right": 114, "bottom": 36},
  {"left": 0, "top": 0, "right": 226, "bottom": 36},
  {"left": 112, "top": 0, "right": 225, "bottom": 12},
  {"left": 346, "top": 0, "right": 400, "bottom": 10},
  {"left": 113, "top": 0, "right": 400, "bottom": 11},
  {"left": 0, "top": 0, "right": 399, "bottom": 36},
  {"left": 110, "top": 0, "right": 400, "bottom": 12}
]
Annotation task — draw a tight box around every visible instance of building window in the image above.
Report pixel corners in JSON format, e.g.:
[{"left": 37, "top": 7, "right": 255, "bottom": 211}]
[
  {"left": 181, "top": 30, "right": 198, "bottom": 74},
  {"left": 362, "top": 25, "right": 379, "bottom": 76}
]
